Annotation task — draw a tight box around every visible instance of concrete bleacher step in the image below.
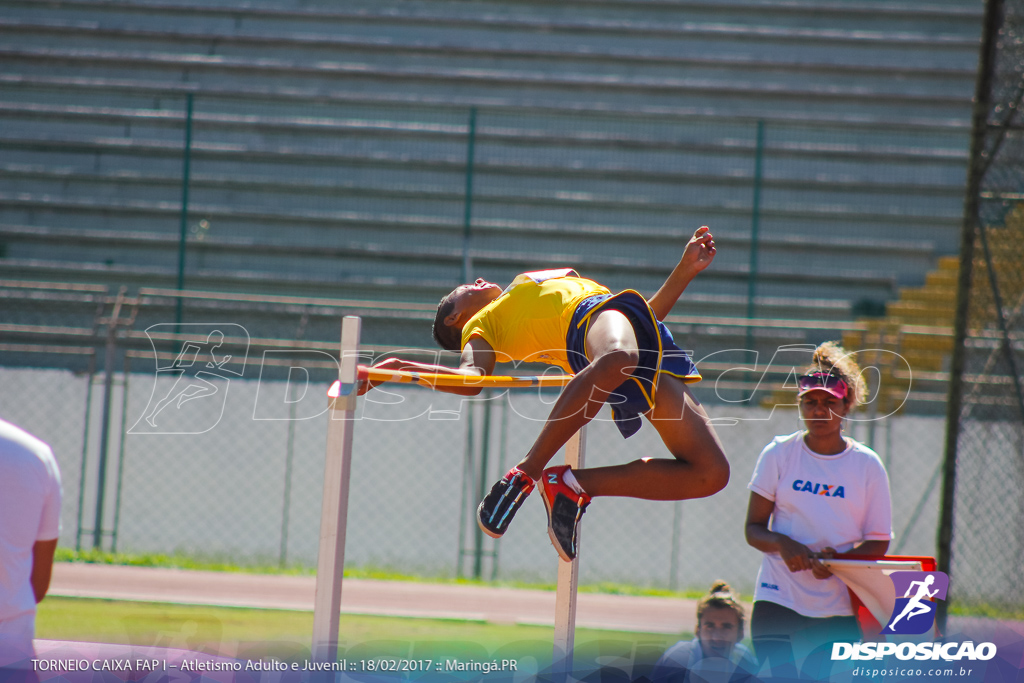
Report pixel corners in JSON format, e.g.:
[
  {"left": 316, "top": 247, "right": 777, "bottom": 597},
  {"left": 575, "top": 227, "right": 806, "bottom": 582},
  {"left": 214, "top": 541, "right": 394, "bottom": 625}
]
[
  {"left": 894, "top": 353, "right": 947, "bottom": 373},
  {"left": 0, "top": 279, "right": 109, "bottom": 331},
  {"left": 0, "top": 0, "right": 983, "bottom": 372},
  {"left": 885, "top": 302, "right": 954, "bottom": 326},
  {"left": 0, "top": 0, "right": 984, "bottom": 63},
  {"left": 0, "top": 97, "right": 973, "bottom": 176},
  {"left": 896, "top": 289, "right": 959, "bottom": 305},
  {"left": 0, "top": 0, "right": 982, "bottom": 119},
  {"left": 0, "top": 279, "right": 442, "bottom": 353},
  {"left": 0, "top": 217, "right": 901, "bottom": 306},
  {"left": 0, "top": 124, "right": 972, "bottom": 222},
  {"left": 0, "top": 257, "right": 865, "bottom": 333},
  {"left": 757, "top": 243, "right": 967, "bottom": 413},
  {"left": 0, "top": 72, "right": 977, "bottom": 166},
  {"left": 925, "top": 269, "right": 959, "bottom": 288},
  {"left": 0, "top": 145, "right": 947, "bottom": 271},
  {"left": 0, "top": 2, "right": 980, "bottom": 137},
  {"left": 0, "top": 0, "right": 984, "bottom": 33},
  {"left": 784, "top": 210, "right": 1024, "bottom": 413},
  {"left": 0, "top": 280, "right": 114, "bottom": 372},
  {"left": 129, "top": 291, "right": 438, "bottom": 350},
  {"left": 0, "top": 91, "right": 969, "bottom": 259},
  {"left": 0, "top": 44, "right": 976, "bottom": 121},
  {"left": 0, "top": 222, "right": 933, "bottom": 294},
  {"left": 900, "top": 333, "right": 955, "bottom": 352},
  {"left": 0, "top": 148, "right": 964, "bottom": 219},
  {"left": 0, "top": 74, "right": 973, "bottom": 220},
  {"left": 0, "top": 15, "right": 979, "bottom": 99},
  {"left": 0, "top": 278, "right": 834, "bottom": 367},
  {"left": 864, "top": 215, "right": 1024, "bottom": 334}
]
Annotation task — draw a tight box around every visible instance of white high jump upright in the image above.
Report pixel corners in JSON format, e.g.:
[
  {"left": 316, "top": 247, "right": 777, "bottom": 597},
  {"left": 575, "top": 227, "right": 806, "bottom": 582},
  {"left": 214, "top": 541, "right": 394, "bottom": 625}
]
[
  {"left": 311, "top": 315, "right": 585, "bottom": 671},
  {"left": 553, "top": 426, "right": 586, "bottom": 680},
  {"left": 312, "top": 315, "right": 361, "bottom": 663}
]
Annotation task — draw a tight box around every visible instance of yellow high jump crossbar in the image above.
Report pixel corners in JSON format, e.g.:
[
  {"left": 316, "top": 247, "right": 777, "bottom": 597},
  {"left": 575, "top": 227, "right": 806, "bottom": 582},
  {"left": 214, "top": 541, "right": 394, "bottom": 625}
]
[
  {"left": 357, "top": 365, "right": 576, "bottom": 388},
  {"left": 312, "top": 317, "right": 586, "bottom": 678}
]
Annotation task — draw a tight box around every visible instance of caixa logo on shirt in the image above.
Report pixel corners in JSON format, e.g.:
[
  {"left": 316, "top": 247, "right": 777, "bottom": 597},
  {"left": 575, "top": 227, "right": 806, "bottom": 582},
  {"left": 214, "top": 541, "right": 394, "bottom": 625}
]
[{"left": 791, "top": 479, "right": 846, "bottom": 498}]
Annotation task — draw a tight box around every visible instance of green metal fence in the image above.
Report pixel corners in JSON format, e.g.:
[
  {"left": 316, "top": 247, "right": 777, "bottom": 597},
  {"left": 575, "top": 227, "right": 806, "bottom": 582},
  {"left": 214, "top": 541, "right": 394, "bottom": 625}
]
[
  {"left": 0, "top": 307, "right": 953, "bottom": 595},
  {"left": 940, "top": 0, "right": 1024, "bottom": 627}
]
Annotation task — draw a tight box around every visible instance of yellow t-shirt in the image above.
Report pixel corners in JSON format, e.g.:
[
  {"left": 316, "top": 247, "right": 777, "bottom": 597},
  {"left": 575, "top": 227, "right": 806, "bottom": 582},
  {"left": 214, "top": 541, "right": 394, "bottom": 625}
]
[{"left": 461, "top": 271, "right": 610, "bottom": 371}]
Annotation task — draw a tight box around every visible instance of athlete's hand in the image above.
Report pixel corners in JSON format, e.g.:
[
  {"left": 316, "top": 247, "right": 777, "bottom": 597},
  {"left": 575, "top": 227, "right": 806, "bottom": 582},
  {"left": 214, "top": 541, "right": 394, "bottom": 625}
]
[
  {"left": 680, "top": 226, "right": 716, "bottom": 274},
  {"left": 357, "top": 357, "right": 409, "bottom": 395}
]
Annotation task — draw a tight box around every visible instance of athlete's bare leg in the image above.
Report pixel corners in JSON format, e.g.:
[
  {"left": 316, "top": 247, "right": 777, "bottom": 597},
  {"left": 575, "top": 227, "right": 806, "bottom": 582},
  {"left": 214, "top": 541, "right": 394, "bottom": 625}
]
[
  {"left": 574, "top": 374, "right": 729, "bottom": 500},
  {"left": 514, "top": 308, "right": 642, "bottom": 480},
  {"left": 514, "top": 308, "right": 729, "bottom": 500}
]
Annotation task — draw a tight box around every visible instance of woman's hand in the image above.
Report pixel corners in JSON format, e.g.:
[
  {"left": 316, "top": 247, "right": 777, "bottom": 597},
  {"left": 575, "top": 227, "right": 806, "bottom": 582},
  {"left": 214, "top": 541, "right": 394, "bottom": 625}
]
[
  {"left": 777, "top": 536, "right": 816, "bottom": 573},
  {"left": 810, "top": 546, "right": 836, "bottom": 580}
]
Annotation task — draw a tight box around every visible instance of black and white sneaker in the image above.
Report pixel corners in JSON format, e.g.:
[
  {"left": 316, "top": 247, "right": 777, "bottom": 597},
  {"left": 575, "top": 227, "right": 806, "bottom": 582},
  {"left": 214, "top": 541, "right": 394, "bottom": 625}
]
[
  {"left": 477, "top": 467, "right": 535, "bottom": 538},
  {"left": 540, "top": 465, "right": 591, "bottom": 562}
]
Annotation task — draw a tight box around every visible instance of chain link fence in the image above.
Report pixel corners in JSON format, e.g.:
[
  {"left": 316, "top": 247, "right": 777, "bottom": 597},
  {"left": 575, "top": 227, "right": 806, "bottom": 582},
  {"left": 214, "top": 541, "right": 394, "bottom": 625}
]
[
  {"left": 941, "top": 0, "right": 1024, "bottom": 614},
  {"left": 0, "top": 328, "right": 948, "bottom": 597},
  {"left": 0, "top": 38, "right": 982, "bottom": 599}
]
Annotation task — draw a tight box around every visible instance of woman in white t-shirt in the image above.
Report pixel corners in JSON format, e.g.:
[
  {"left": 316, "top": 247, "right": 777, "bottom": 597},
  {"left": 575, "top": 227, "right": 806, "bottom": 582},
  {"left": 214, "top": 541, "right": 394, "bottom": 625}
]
[
  {"left": 0, "top": 418, "right": 62, "bottom": 675},
  {"left": 744, "top": 342, "right": 892, "bottom": 679}
]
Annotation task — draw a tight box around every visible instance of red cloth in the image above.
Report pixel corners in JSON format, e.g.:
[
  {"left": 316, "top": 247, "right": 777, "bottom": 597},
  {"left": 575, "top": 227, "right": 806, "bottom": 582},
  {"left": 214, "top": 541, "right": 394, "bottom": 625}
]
[{"left": 833, "top": 554, "right": 937, "bottom": 641}]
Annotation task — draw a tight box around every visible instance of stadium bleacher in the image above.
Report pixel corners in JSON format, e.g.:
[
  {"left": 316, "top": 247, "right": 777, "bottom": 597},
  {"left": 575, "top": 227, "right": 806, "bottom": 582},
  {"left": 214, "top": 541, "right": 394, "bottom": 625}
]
[{"left": 0, "top": 0, "right": 984, "bottom": 402}]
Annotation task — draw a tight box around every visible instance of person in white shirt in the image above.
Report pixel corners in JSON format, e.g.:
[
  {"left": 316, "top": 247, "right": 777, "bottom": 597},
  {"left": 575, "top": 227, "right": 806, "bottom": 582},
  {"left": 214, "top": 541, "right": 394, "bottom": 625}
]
[
  {"left": 744, "top": 342, "right": 892, "bottom": 679},
  {"left": 0, "top": 418, "right": 62, "bottom": 675},
  {"left": 651, "top": 581, "right": 758, "bottom": 683}
]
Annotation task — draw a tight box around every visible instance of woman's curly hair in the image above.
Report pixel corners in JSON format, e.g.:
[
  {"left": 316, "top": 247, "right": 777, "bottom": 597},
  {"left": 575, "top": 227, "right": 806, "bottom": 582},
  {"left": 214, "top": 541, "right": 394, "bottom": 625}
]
[{"left": 804, "top": 341, "right": 868, "bottom": 409}]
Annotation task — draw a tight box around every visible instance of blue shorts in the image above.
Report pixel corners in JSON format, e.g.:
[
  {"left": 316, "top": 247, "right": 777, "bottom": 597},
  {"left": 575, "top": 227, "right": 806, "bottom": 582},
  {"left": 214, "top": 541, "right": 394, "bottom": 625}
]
[{"left": 565, "top": 291, "right": 700, "bottom": 439}]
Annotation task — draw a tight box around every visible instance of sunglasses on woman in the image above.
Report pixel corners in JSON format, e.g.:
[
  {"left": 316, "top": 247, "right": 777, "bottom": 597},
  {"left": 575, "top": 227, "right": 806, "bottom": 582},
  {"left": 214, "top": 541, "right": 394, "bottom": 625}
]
[{"left": 796, "top": 371, "right": 848, "bottom": 400}]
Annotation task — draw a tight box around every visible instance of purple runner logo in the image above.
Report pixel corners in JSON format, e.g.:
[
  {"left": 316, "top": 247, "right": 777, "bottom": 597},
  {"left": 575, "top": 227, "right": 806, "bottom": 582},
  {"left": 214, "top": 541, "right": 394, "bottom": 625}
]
[{"left": 882, "top": 571, "right": 949, "bottom": 635}]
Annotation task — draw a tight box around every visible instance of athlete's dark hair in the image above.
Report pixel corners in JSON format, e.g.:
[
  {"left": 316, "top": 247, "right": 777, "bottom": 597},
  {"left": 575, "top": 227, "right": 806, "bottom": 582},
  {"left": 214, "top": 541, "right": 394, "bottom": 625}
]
[
  {"left": 432, "top": 290, "right": 461, "bottom": 351},
  {"left": 696, "top": 580, "right": 746, "bottom": 640}
]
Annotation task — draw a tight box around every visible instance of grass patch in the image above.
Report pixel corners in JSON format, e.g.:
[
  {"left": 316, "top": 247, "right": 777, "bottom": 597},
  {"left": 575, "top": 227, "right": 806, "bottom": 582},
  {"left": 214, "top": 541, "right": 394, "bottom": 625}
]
[
  {"left": 56, "top": 548, "right": 705, "bottom": 599},
  {"left": 37, "top": 597, "right": 680, "bottom": 667},
  {"left": 55, "top": 548, "right": 316, "bottom": 576},
  {"left": 948, "top": 602, "right": 1024, "bottom": 622}
]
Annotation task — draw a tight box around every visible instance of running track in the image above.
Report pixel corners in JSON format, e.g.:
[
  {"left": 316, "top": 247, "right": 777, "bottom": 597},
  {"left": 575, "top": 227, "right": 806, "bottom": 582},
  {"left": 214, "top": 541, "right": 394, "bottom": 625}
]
[{"left": 49, "top": 563, "right": 714, "bottom": 635}]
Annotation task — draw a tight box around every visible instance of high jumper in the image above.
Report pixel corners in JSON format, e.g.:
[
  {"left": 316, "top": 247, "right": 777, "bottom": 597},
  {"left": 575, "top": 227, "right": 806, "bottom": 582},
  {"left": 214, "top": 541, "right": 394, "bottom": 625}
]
[{"left": 361, "top": 226, "right": 730, "bottom": 562}]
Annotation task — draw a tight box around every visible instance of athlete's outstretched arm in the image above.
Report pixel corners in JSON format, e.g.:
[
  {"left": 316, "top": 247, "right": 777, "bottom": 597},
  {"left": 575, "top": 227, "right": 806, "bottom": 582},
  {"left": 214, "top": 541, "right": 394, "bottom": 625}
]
[
  {"left": 360, "top": 338, "right": 497, "bottom": 396},
  {"left": 647, "top": 226, "right": 716, "bottom": 321}
]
